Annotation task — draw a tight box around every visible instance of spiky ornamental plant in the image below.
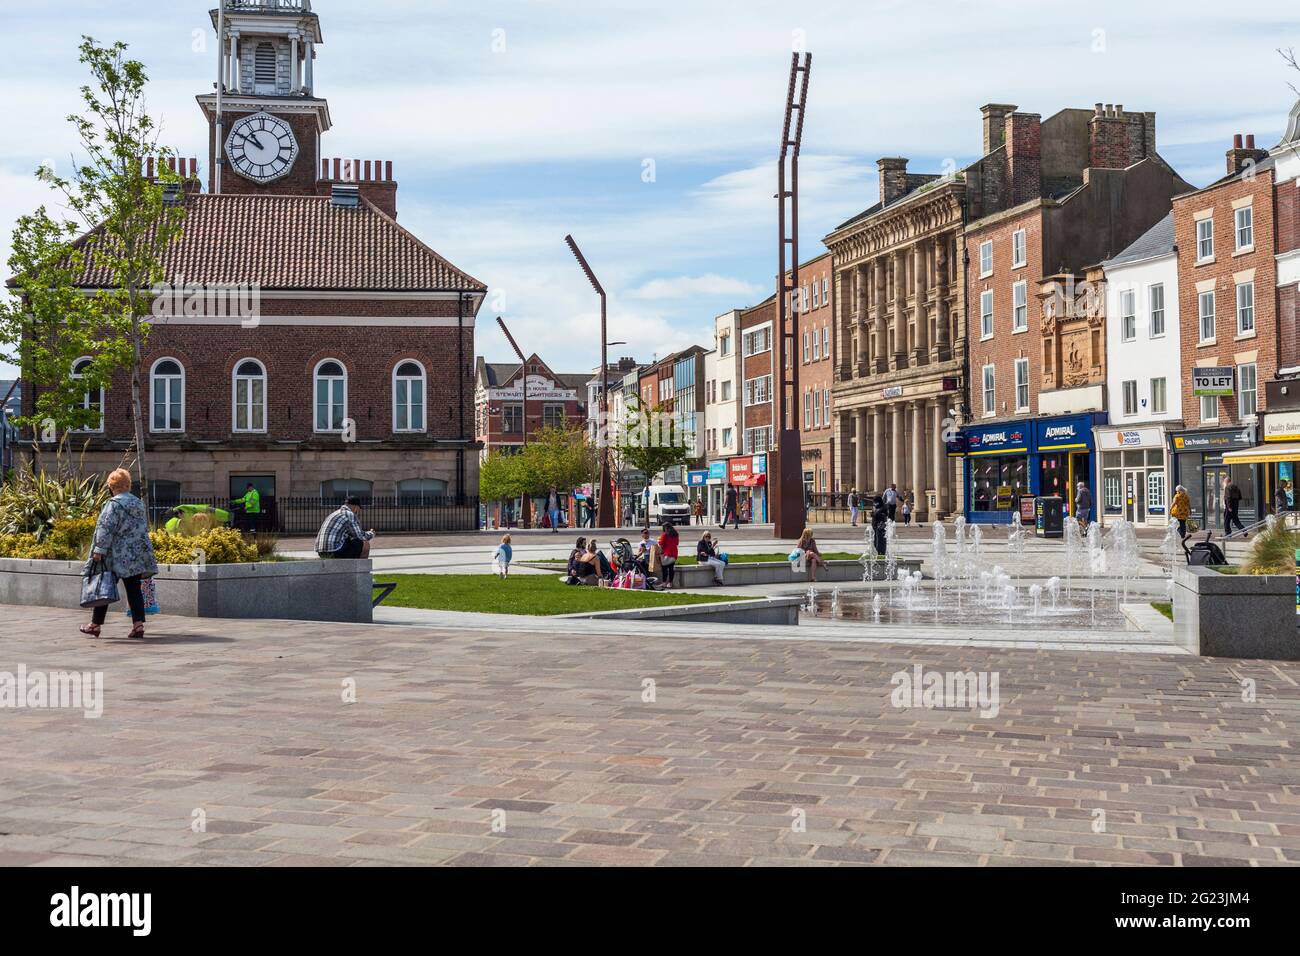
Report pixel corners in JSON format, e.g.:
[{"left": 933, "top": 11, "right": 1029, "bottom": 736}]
[{"left": 1, "top": 37, "right": 185, "bottom": 495}]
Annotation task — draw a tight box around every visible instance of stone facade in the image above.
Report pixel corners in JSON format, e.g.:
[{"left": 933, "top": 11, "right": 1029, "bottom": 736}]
[{"left": 793, "top": 253, "right": 837, "bottom": 496}]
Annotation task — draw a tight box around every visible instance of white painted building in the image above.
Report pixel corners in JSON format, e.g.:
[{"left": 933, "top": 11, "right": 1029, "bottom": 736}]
[
  {"left": 1096, "top": 212, "right": 1181, "bottom": 527},
  {"left": 703, "top": 309, "right": 742, "bottom": 521}
]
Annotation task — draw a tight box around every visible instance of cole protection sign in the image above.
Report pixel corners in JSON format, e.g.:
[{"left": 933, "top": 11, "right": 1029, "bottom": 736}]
[{"left": 1192, "top": 366, "right": 1235, "bottom": 397}]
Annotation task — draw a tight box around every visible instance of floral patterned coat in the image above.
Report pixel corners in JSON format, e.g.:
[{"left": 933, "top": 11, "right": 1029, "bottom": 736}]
[{"left": 92, "top": 492, "right": 158, "bottom": 579}]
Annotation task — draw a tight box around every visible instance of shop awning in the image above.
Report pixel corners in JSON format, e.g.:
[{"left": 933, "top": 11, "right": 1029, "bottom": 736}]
[
  {"left": 735, "top": 474, "right": 766, "bottom": 487},
  {"left": 1221, "top": 443, "right": 1300, "bottom": 465}
]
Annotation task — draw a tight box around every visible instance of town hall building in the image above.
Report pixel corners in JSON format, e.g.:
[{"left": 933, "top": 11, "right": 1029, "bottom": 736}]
[{"left": 38, "top": 0, "right": 486, "bottom": 526}]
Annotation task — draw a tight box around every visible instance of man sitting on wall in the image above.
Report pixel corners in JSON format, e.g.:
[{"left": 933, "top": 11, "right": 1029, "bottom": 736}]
[{"left": 316, "top": 496, "right": 376, "bottom": 559}]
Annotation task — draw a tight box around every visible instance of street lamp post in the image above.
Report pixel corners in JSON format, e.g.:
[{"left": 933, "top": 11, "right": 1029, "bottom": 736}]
[
  {"left": 496, "top": 316, "right": 532, "bottom": 527},
  {"left": 564, "top": 234, "right": 615, "bottom": 528}
]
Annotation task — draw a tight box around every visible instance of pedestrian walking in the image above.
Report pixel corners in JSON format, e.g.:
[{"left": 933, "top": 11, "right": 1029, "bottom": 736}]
[
  {"left": 1075, "top": 481, "right": 1093, "bottom": 533},
  {"left": 884, "top": 483, "right": 898, "bottom": 523},
  {"left": 1224, "top": 478, "right": 1246, "bottom": 537},
  {"left": 722, "top": 483, "right": 740, "bottom": 530},
  {"left": 901, "top": 494, "right": 912, "bottom": 526},
  {"left": 493, "top": 534, "right": 513, "bottom": 577},
  {"left": 1276, "top": 480, "right": 1292, "bottom": 516},
  {"left": 1170, "top": 485, "right": 1191, "bottom": 540},
  {"left": 547, "top": 488, "right": 561, "bottom": 533},
  {"left": 692, "top": 497, "right": 705, "bottom": 525},
  {"left": 870, "top": 495, "right": 888, "bottom": 557},
  {"left": 80, "top": 468, "right": 157, "bottom": 641},
  {"left": 848, "top": 488, "right": 859, "bottom": 527}
]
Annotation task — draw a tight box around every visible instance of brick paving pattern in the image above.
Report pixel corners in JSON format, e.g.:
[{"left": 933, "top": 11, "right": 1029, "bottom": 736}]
[{"left": 1, "top": 604, "right": 1298, "bottom": 866}]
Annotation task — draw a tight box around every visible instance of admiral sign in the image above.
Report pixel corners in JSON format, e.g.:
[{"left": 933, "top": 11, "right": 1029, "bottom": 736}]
[
  {"left": 966, "top": 426, "right": 1027, "bottom": 455},
  {"left": 1192, "top": 366, "right": 1234, "bottom": 398}
]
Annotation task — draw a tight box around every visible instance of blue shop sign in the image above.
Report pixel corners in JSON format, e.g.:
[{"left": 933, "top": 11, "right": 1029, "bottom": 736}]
[
  {"left": 754, "top": 454, "right": 766, "bottom": 475},
  {"left": 1033, "top": 414, "right": 1101, "bottom": 452},
  {"left": 707, "top": 461, "right": 727, "bottom": 481},
  {"left": 686, "top": 470, "right": 707, "bottom": 487},
  {"left": 964, "top": 423, "right": 1030, "bottom": 456}
]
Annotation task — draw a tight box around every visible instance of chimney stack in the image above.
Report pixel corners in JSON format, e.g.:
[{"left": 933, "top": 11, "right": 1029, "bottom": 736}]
[
  {"left": 980, "top": 103, "right": 1018, "bottom": 155},
  {"left": 1005, "top": 112, "right": 1042, "bottom": 205},
  {"left": 1225, "top": 133, "right": 1269, "bottom": 176},
  {"left": 1088, "top": 103, "right": 1157, "bottom": 169},
  {"left": 877, "top": 157, "right": 910, "bottom": 205}
]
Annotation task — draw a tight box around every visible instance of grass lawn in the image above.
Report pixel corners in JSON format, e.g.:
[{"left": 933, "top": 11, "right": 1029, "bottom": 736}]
[
  {"left": 1151, "top": 601, "right": 1173, "bottom": 621},
  {"left": 380, "top": 573, "right": 748, "bottom": 615},
  {"left": 529, "top": 551, "right": 866, "bottom": 567}
]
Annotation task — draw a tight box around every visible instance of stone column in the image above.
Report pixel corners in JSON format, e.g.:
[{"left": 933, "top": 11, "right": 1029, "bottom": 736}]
[
  {"left": 870, "top": 406, "right": 885, "bottom": 493},
  {"left": 290, "top": 34, "right": 300, "bottom": 92},
  {"left": 892, "top": 251, "right": 907, "bottom": 370},
  {"left": 305, "top": 41, "right": 314, "bottom": 93},
  {"left": 934, "top": 233, "right": 950, "bottom": 361},
  {"left": 890, "top": 402, "right": 905, "bottom": 494},
  {"left": 873, "top": 258, "right": 888, "bottom": 373},
  {"left": 854, "top": 264, "right": 870, "bottom": 377},
  {"left": 836, "top": 270, "right": 853, "bottom": 380},
  {"left": 931, "top": 399, "right": 946, "bottom": 518},
  {"left": 910, "top": 400, "right": 926, "bottom": 520},
  {"left": 230, "top": 33, "right": 240, "bottom": 94},
  {"left": 913, "top": 243, "right": 929, "bottom": 365},
  {"left": 854, "top": 408, "right": 868, "bottom": 491}
]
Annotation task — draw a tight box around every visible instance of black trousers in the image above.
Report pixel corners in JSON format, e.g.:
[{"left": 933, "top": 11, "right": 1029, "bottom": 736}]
[
  {"left": 93, "top": 574, "right": 144, "bottom": 624},
  {"left": 1225, "top": 504, "right": 1245, "bottom": 534},
  {"left": 662, "top": 560, "right": 675, "bottom": 584}
]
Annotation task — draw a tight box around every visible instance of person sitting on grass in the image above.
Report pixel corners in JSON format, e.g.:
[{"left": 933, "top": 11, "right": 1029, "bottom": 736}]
[
  {"left": 797, "top": 527, "right": 826, "bottom": 582},
  {"left": 573, "top": 539, "right": 612, "bottom": 585},
  {"left": 565, "top": 536, "right": 587, "bottom": 580},
  {"left": 696, "top": 531, "right": 726, "bottom": 585},
  {"left": 493, "top": 533, "right": 513, "bottom": 578}
]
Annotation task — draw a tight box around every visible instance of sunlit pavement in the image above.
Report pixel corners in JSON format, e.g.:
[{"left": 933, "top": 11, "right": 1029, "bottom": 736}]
[{"left": 2, "top": 604, "right": 1298, "bottom": 866}]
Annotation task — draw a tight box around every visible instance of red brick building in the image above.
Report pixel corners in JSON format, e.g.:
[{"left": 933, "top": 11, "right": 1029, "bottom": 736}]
[
  {"left": 793, "top": 253, "right": 837, "bottom": 498},
  {"left": 960, "top": 103, "right": 1190, "bottom": 523},
  {"left": 1169, "top": 131, "right": 1278, "bottom": 525},
  {"left": 735, "top": 295, "right": 776, "bottom": 521},
  {"left": 28, "top": 1, "right": 485, "bottom": 523}
]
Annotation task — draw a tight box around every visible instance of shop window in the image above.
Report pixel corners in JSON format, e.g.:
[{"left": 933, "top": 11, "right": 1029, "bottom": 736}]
[
  {"left": 1147, "top": 470, "right": 1166, "bottom": 514},
  {"left": 1103, "top": 472, "right": 1123, "bottom": 514},
  {"left": 970, "top": 455, "right": 1028, "bottom": 512}
]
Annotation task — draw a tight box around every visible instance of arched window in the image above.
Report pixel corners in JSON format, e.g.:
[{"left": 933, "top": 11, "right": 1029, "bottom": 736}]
[
  {"left": 150, "top": 358, "right": 184, "bottom": 432},
  {"left": 320, "top": 478, "right": 372, "bottom": 502},
  {"left": 70, "top": 356, "right": 103, "bottom": 433},
  {"left": 392, "top": 360, "right": 426, "bottom": 433},
  {"left": 232, "top": 359, "right": 267, "bottom": 433},
  {"left": 397, "top": 477, "right": 448, "bottom": 504},
  {"left": 254, "top": 42, "right": 278, "bottom": 93},
  {"left": 314, "top": 359, "right": 347, "bottom": 433}
]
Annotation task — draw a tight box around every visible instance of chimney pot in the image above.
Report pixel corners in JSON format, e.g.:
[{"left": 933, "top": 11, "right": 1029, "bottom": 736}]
[
  {"left": 1246, "top": 134, "right": 1256, "bottom": 149},
  {"left": 1233, "top": 133, "right": 1243, "bottom": 149},
  {"left": 1095, "top": 103, "right": 1103, "bottom": 116}
]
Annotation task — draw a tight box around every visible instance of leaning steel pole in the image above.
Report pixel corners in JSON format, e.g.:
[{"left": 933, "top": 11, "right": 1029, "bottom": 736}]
[{"left": 771, "top": 51, "right": 812, "bottom": 539}]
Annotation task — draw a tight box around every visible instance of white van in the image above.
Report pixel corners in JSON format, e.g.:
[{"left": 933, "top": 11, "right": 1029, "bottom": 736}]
[{"left": 647, "top": 484, "right": 691, "bottom": 526}]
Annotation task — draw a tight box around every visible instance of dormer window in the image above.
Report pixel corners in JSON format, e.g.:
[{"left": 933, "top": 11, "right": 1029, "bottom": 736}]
[{"left": 254, "top": 42, "right": 278, "bottom": 93}]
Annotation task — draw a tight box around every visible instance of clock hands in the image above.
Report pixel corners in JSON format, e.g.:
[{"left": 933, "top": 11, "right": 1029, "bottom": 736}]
[{"left": 234, "top": 131, "right": 266, "bottom": 151}]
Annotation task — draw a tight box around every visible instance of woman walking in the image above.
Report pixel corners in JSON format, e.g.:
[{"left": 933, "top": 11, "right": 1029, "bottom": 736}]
[
  {"left": 81, "top": 468, "right": 157, "bottom": 640},
  {"left": 1170, "top": 485, "right": 1191, "bottom": 540},
  {"left": 657, "top": 523, "right": 679, "bottom": 589}
]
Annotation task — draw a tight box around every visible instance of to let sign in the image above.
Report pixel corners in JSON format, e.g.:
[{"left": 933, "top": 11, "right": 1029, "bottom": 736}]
[{"left": 1192, "top": 366, "right": 1234, "bottom": 397}]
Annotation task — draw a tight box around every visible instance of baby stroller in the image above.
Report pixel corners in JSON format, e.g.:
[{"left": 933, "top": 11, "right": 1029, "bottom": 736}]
[
  {"left": 1182, "top": 529, "right": 1227, "bottom": 566},
  {"left": 612, "top": 537, "right": 663, "bottom": 590}
]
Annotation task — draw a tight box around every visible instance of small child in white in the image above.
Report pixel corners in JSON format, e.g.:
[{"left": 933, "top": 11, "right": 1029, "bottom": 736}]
[{"left": 493, "top": 534, "right": 513, "bottom": 578}]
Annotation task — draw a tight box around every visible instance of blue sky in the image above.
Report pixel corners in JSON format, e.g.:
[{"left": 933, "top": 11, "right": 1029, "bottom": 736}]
[{"left": 1, "top": 0, "right": 1298, "bottom": 378}]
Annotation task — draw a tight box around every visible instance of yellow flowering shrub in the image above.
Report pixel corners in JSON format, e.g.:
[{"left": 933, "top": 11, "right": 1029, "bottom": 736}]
[{"left": 150, "top": 526, "right": 258, "bottom": 565}]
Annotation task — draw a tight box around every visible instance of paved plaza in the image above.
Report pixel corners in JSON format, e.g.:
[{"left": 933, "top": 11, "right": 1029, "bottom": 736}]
[{"left": 2, "top": 603, "right": 1298, "bottom": 866}]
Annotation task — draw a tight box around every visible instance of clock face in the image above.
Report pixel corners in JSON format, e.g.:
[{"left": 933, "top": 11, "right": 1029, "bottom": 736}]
[{"left": 224, "top": 111, "right": 299, "bottom": 184}]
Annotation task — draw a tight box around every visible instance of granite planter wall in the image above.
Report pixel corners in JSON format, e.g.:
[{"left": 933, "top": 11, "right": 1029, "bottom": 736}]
[
  {"left": 1172, "top": 565, "right": 1298, "bottom": 660},
  {"left": 0, "top": 557, "right": 374, "bottom": 624},
  {"left": 559, "top": 595, "right": 802, "bottom": 626},
  {"left": 673, "top": 558, "right": 922, "bottom": 588}
]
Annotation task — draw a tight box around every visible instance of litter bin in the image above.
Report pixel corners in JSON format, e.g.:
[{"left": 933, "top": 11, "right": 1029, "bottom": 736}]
[{"left": 1035, "top": 496, "right": 1064, "bottom": 538}]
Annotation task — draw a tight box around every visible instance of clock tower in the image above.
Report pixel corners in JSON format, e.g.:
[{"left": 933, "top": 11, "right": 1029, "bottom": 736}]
[{"left": 198, "top": 1, "right": 330, "bottom": 196}]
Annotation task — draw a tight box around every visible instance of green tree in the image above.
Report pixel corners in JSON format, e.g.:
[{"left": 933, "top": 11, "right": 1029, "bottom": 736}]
[
  {"left": 613, "top": 397, "right": 697, "bottom": 484},
  {"left": 1, "top": 37, "right": 185, "bottom": 492},
  {"left": 479, "top": 450, "right": 528, "bottom": 504},
  {"left": 478, "top": 426, "right": 597, "bottom": 506}
]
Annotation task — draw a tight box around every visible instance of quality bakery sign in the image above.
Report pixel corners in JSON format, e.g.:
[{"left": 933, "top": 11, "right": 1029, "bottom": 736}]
[{"left": 1263, "top": 410, "right": 1300, "bottom": 442}]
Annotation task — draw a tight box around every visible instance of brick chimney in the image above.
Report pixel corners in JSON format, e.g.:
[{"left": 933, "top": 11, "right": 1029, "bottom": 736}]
[
  {"left": 1225, "top": 133, "right": 1269, "bottom": 176},
  {"left": 877, "top": 157, "right": 909, "bottom": 205},
  {"left": 1088, "top": 103, "right": 1158, "bottom": 169},
  {"left": 318, "top": 158, "right": 399, "bottom": 219},
  {"left": 1004, "top": 112, "right": 1042, "bottom": 205},
  {"left": 980, "top": 104, "right": 1018, "bottom": 155}
]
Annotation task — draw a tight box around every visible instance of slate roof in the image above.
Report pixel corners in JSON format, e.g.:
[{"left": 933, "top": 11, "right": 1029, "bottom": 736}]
[
  {"left": 65, "top": 193, "right": 486, "bottom": 293},
  {"left": 1104, "top": 212, "right": 1176, "bottom": 267}
]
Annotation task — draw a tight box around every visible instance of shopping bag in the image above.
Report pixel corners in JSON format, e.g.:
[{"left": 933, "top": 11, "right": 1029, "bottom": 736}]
[
  {"left": 80, "top": 558, "right": 120, "bottom": 609},
  {"left": 126, "top": 576, "right": 161, "bottom": 615}
]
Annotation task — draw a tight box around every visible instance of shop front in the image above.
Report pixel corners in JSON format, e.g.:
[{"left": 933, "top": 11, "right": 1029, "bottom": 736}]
[
  {"left": 686, "top": 469, "right": 708, "bottom": 521},
  {"left": 960, "top": 413, "right": 1104, "bottom": 524},
  {"left": 727, "top": 454, "right": 767, "bottom": 523},
  {"left": 1094, "top": 425, "right": 1174, "bottom": 528},
  {"left": 1169, "top": 425, "right": 1257, "bottom": 529},
  {"left": 1222, "top": 410, "right": 1300, "bottom": 516},
  {"left": 705, "top": 461, "right": 727, "bottom": 522}
]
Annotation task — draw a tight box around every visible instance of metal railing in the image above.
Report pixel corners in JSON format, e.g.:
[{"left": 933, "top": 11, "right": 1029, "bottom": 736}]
[{"left": 147, "top": 495, "right": 479, "bottom": 535}]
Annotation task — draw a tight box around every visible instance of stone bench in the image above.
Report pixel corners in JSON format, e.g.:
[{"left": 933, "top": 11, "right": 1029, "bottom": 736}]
[
  {"left": 0, "top": 557, "right": 375, "bottom": 624},
  {"left": 673, "top": 558, "right": 921, "bottom": 588}
]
